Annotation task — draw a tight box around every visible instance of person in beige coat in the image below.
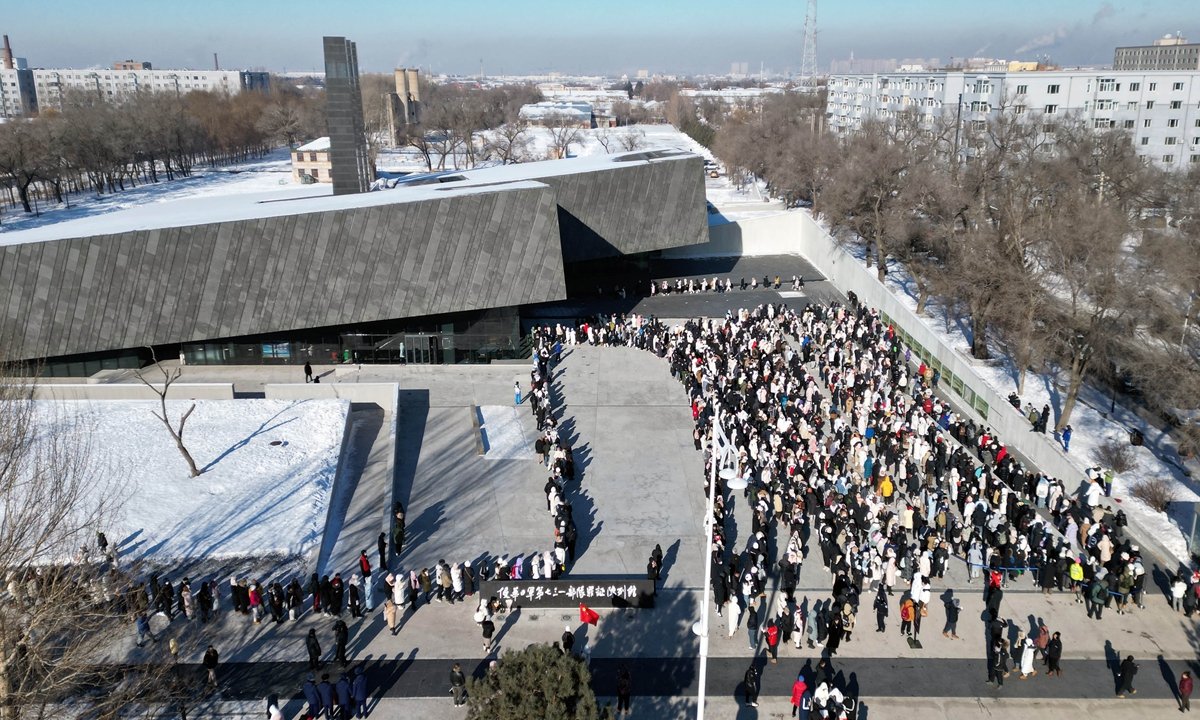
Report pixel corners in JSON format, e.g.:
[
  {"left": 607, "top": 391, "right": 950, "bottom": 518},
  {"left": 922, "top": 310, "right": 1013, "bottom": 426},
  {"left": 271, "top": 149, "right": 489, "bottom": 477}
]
[{"left": 383, "top": 598, "right": 398, "bottom": 636}]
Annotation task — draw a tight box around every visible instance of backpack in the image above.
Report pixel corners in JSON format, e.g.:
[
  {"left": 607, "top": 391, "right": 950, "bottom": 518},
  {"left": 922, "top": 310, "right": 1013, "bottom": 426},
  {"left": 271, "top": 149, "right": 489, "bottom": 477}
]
[{"left": 900, "top": 603, "right": 913, "bottom": 621}]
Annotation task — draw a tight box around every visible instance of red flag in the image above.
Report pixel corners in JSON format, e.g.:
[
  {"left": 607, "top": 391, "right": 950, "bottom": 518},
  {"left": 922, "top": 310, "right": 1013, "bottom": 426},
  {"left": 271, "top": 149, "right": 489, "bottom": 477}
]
[{"left": 580, "top": 604, "right": 599, "bottom": 626}]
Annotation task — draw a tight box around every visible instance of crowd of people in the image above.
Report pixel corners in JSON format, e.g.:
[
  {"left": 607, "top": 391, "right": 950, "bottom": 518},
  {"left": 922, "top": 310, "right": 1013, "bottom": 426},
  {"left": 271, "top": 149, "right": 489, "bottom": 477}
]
[
  {"left": 650, "top": 274, "right": 807, "bottom": 296},
  {"left": 88, "top": 282, "right": 1199, "bottom": 714},
  {"left": 558, "top": 292, "right": 1198, "bottom": 701}
]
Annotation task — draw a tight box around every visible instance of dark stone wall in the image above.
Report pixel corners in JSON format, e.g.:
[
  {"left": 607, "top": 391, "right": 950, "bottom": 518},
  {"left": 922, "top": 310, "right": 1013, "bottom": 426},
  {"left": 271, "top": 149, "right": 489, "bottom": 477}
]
[
  {"left": 536, "top": 155, "right": 709, "bottom": 263},
  {"left": 0, "top": 184, "right": 565, "bottom": 361}
]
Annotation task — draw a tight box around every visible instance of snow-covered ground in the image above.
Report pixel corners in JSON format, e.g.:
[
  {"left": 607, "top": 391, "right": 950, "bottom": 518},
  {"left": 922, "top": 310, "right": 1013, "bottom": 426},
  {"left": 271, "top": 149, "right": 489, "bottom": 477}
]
[
  {"left": 479, "top": 405, "right": 533, "bottom": 460},
  {"left": 3, "top": 124, "right": 770, "bottom": 239},
  {"left": 824, "top": 220, "right": 1199, "bottom": 562},
  {"left": 0, "top": 149, "right": 303, "bottom": 237},
  {"left": 37, "top": 398, "right": 349, "bottom": 563}
]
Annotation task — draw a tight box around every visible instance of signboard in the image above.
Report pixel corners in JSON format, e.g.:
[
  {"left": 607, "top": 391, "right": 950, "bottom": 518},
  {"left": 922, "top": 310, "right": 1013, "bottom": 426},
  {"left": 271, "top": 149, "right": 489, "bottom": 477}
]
[{"left": 478, "top": 577, "right": 655, "bottom": 609}]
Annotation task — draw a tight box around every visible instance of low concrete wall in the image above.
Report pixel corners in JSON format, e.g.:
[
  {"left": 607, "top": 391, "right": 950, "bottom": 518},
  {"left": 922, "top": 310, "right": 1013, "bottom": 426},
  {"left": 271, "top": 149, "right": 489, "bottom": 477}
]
[
  {"left": 661, "top": 213, "right": 802, "bottom": 258},
  {"left": 316, "top": 403, "right": 357, "bottom": 575},
  {"left": 31, "top": 383, "right": 235, "bottom": 401},
  {"left": 264, "top": 383, "right": 398, "bottom": 408}
]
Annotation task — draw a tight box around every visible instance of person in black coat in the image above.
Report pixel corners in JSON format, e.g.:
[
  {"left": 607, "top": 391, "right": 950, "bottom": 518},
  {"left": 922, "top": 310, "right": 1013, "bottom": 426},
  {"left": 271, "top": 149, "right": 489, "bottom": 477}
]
[
  {"left": 647, "top": 557, "right": 661, "bottom": 595},
  {"left": 562, "top": 626, "right": 575, "bottom": 654},
  {"left": 942, "top": 597, "right": 960, "bottom": 638},
  {"left": 1046, "top": 632, "right": 1063, "bottom": 675},
  {"left": 335, "top": 619, "right": 350, "bottom": 667},
  {"left": 331, "top": 574, "right": 345, "bottom": 616},
  {"left": 348, "top": 581, "right": 362, "bottom": 619},
  {"left": 306, "top": 629, "right": 322, "bottom": 671},
  {"left": 1117, "top": 655, "right": 1139, "bottom": 697},
  {"left": 286, "top": 579, "right": 303, "bottom": 621},
  {"left": 202, "top": 645, "right": 218, "bottom": 686},
  {"left": 378, "top": 532, "right": 388, "bottom": 570},
  {"left": 308, "top": 573, "right": 322, "bottom": 614},
  {"left": 874, "top": 590, "right": 889, "bottom": 632},
  {"left": 319, "top": 576, "right": 333, "bottom": 617},
  {"left": 744, "top": 663, "right": 760, "bottom": 707}
]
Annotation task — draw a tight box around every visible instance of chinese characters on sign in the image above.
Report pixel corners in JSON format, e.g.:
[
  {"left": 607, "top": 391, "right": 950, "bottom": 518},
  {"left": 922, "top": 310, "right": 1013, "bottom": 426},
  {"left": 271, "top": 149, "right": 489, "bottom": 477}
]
[{"left": 478, "top": 578, "right": 655, "bottom": 609}]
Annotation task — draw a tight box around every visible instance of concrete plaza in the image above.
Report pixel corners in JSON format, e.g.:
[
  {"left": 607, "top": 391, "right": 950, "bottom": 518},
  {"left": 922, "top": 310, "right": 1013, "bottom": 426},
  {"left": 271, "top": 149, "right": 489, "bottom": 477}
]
[{"left": 103, "top": 288, "right": 1200, "bottom": 718}]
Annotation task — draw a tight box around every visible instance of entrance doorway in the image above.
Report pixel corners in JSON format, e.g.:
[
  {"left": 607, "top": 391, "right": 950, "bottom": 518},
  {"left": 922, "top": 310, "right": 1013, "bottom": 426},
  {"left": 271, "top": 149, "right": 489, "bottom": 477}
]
[{"left": 404, "top": 334, "right": 442, "bottom": 364}]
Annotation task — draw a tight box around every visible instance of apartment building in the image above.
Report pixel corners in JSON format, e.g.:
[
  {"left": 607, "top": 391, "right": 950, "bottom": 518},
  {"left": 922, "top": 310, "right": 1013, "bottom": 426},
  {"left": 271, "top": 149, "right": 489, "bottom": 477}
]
[
  {"left": 826, "top": 69, "right": 1200, "bottom": 167},
  {"left": 0, "top": 67, "right": 36, "bottom": 118},
  {"left": 29, "top": 68, "right": 270, "bottom": 109},
  {"left": 1115, "top": 35, "right": 1199, "bottom": 72}
]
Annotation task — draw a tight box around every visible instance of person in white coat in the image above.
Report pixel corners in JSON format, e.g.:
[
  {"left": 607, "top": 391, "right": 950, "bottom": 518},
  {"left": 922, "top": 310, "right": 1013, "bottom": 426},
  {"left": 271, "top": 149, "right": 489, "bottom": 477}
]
[
  {"left": 727, "top": 600, "right": 742, "bottom": 638},
  {"left": 1018, "top": 634, "right": 1038, "bottom": 678}
]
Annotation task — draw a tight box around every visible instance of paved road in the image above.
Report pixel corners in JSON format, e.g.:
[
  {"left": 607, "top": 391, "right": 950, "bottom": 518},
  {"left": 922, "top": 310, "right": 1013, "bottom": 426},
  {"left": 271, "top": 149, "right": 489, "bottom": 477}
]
[{"left": 190, "top": 654, "right": 1193, "bottom": 701}]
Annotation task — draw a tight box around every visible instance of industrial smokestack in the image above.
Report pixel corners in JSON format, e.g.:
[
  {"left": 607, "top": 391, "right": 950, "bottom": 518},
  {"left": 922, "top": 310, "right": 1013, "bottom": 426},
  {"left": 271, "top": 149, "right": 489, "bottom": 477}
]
[
  {"left": 213, "top": 53, "right": 219, "bottom": 70},
  {"left": 2, "top": 36, "right": 13, "bottom": 70}
]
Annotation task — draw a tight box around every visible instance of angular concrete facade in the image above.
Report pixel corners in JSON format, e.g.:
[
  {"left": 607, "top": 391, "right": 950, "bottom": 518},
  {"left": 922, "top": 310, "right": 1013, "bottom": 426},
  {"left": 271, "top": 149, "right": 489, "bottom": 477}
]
[
  {"left": 0, "top": 151, "right": 708, "bottom": 362},
  {"left": 533, "top": 152, "right": 709, "bottom": 263}
]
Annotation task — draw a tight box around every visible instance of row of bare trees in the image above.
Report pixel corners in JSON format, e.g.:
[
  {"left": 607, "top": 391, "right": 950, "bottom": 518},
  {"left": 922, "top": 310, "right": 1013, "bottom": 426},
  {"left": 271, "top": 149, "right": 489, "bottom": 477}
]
[
  {"left": 0, "top": 365, "right": 199, "bottom": 719},
  {"left": 0, "top": 79, "right": 325, "bottom": 217},
  {"left": 715, "top": 98, "right": 1200, "bottom": 438}
]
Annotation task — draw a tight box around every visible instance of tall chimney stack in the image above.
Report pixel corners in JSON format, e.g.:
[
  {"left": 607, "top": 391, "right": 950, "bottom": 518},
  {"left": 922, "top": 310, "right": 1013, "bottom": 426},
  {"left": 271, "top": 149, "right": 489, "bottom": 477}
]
[
  {"left": 213, "top": 53, "right": 219, "bottom": 71},
  {"left": 2, "top": 36, "right": 13, "bottom": 70}
]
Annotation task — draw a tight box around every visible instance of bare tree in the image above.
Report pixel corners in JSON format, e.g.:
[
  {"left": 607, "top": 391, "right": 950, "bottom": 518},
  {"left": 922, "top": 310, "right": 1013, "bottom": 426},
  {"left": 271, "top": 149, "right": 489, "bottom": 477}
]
[
  {"left": 0, "top": 361, "right": 180, "bottom": 719},
  {"left": 1043, "top": 192, "right": 1143, "bottom": 430},
  {"left": 595, "top": 127, "right": 613, "bottom": 154},
  {"left": 134, "top": 350, "right": 201, "bottom": 478},
  {"left": 617, "top": 128, "right": 646, "bottom": 152},
  {"left": 484, "top": 120, "right": 530, "bottom": 164},
  {"left": 545, "top": 113, "right": 583, "bottom": 159}
]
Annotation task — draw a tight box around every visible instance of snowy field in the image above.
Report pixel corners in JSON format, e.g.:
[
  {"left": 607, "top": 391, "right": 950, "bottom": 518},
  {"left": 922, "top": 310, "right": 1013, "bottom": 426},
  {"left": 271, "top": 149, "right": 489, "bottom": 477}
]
[
  {"left": 0, "top": 148, "right": 303, "bottom": 237},
  {"left": 821, "top": 217, "right": 1200, "bottom": 562},
  {"left": 38, "top": 398, "right": 349, "bottom": 562}
]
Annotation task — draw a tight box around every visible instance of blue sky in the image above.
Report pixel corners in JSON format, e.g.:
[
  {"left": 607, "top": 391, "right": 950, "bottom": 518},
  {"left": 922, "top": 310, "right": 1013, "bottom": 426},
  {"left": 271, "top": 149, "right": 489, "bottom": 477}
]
[{"left": 4, "top": 0, "right": 1197, "bottom": 75}]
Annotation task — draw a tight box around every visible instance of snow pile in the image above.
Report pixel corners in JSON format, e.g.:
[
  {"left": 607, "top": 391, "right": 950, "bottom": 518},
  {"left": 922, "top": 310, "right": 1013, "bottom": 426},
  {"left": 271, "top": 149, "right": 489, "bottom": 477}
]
[
  {"left": 36, "top": 398, "right": 349, "bottom": 562},
  {"left": 820, "top": 221, "right": 1199, "bottom": 562},
  {"left": 479, "top": 405, "right": 533, "bottom": 460}
]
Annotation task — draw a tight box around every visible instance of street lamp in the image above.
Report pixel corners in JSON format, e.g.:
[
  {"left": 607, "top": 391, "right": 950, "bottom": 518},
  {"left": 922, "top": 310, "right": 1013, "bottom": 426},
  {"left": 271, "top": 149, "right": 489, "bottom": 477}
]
[{"left": 695, "top": 408, "right": 746, "bottom": 720}]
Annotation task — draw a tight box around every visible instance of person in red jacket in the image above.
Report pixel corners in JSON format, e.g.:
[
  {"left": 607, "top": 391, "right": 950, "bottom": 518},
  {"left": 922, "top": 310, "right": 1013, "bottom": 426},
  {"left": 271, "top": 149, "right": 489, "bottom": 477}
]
[
  {"left": 1181, "top": 671, "right": 1193, "bottom": 712},
  {"left": 790, "top": 673, "right": 808, "bottom": 717},
  {"left": 766, "top": 618, "right": 780, "bottom": 663}
]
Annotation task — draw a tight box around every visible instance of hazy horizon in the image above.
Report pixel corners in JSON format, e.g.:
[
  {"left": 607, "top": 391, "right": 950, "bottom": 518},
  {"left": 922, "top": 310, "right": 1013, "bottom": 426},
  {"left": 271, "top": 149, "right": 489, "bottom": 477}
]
[{"left": 4, "top": 0, "right": 1198, "bottom": 76}]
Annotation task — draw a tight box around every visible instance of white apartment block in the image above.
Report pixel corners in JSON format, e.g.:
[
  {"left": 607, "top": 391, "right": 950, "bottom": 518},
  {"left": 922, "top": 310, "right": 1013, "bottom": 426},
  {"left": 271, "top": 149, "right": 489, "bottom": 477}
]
[
  {"left": 29, "top": 69, "right": 270, "bottom": 109},
  {"left": 827, "top": 70, "right": 1200, "bottom": 168},
  {"left": 0, "top": 68, "right": 36, "bottom": 118}
]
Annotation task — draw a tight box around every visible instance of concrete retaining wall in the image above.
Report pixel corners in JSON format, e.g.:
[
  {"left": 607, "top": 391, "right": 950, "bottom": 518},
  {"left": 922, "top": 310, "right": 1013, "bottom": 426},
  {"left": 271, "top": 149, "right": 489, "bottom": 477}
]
[
  {"left": 31, "top": 383, "right": 235, "bottom": 401},
  {"left": 662, "top": 213, "right": 803, "bottom": 258},
  {"left": 264, "top": 383, "right": 398, "bottom": 408},
  {"left": 264, "top": 383, "right": 402, "bottom": 567}
]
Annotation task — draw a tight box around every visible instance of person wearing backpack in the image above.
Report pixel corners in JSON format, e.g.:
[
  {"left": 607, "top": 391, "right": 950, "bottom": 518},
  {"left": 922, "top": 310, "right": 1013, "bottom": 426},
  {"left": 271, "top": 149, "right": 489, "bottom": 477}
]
[
  {"left": 899, "top": 597, "right": 915, "bottom": 637},
  {"left": 766, "top": 618, "right": 780, "bottom": 663}
]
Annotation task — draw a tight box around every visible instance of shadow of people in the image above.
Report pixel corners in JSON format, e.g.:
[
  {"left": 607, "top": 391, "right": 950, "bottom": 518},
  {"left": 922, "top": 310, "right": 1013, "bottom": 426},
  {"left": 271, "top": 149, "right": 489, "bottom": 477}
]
[
  {"left": 491, "top": 608, "right": 520, "bottom": 650},
  {"left": 1159, "top": 654, "right": 1180, "bottom": 704},
  {"left": 1104, "top": 640, "right": 1121, "bottom": 692},
  {"left": 660, "top": 540, "right": 682, "bottom": 585}
]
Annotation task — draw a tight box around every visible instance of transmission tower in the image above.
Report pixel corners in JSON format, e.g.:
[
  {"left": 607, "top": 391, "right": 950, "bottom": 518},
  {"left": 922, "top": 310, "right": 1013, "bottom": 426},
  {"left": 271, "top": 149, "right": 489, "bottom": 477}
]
[{"left": 800, "top": 0, "right": 818, "bottom": 87}]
